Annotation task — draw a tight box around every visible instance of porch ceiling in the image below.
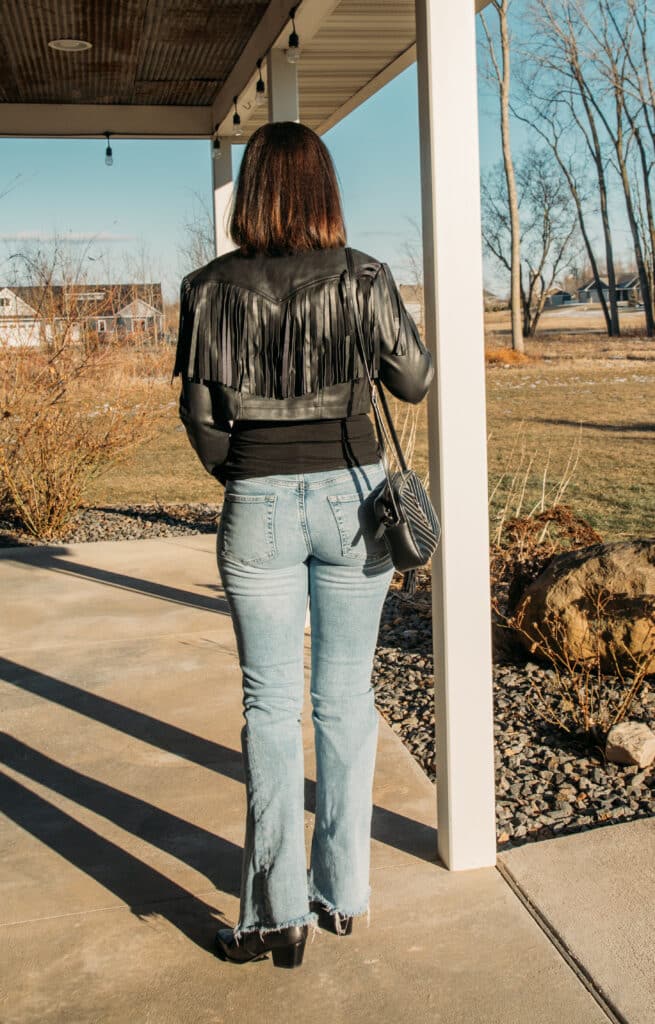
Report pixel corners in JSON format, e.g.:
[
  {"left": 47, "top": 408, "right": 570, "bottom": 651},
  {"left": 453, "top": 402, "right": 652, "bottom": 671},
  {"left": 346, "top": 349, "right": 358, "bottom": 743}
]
[
  {"left": 0, "top": 0, "right": 491, "bottom": 139},
  {"left": 0, "top": 0, "right": 270, "bottom": 107}
]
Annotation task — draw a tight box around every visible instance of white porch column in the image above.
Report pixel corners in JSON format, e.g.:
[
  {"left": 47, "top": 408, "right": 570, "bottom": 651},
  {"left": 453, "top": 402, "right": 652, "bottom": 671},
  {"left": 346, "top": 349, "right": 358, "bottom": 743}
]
[
  {"left": 415, "top": 0, "right": 497, "bottom": 869},
  {"left": 267, "top": 49, "right": 300, "bottom": 122},
  {"left": 212, "top": 138, "right": 236, "bottom": 257}
]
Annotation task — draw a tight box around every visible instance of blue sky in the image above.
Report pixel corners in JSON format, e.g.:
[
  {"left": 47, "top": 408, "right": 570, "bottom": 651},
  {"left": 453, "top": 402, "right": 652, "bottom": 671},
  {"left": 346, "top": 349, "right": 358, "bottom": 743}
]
[
  {"left": 0, "top": 19, "right": 628, "bottom": 302},
  {"left": 0, "top": 64, "right": 436, "bottom": 301}
]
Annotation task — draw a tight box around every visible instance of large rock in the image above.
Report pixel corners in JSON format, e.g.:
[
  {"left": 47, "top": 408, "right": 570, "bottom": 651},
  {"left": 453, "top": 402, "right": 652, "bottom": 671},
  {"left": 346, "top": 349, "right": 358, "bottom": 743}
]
[
  {"left": 513, "top": 539, "right": 655, "bottom": 674},
  {"left": 605, "top": 721, "right": 655, "bottom": 768}
]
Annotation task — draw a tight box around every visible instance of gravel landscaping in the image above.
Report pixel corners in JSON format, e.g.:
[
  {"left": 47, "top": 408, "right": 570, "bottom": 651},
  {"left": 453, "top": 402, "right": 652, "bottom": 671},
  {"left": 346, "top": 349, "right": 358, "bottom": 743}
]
[
  {"left": 2, "top": 502, "right": 653, "bottom": 851},
  {"left": 0, "top": 502, "right": 220, "bottom": 547},
  {"left": 375, "top": 582, "right": 655, "bottom": 851}
]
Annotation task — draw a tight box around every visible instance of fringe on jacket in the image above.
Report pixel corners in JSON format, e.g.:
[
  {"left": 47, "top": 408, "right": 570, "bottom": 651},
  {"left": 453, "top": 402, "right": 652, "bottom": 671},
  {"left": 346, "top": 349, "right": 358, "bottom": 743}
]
[{"left": 172, "top": 270, "right": 379, "bottom": 399}]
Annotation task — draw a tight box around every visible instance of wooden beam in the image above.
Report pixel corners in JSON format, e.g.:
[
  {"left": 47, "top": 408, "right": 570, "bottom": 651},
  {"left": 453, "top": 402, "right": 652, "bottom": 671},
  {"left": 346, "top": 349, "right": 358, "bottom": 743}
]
[{"left": 0, "top": 103, "right": 213, "bottom": 139}]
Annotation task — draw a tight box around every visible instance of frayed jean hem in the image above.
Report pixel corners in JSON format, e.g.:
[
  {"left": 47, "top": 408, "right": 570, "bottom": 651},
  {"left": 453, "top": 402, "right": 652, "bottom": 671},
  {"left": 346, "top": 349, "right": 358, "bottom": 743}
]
[
  {"left": 308, "top": 887, "right": 372, "bottom": 934},
  {"left": 233, "top": 910, "right": 319, "bottom": 945}
]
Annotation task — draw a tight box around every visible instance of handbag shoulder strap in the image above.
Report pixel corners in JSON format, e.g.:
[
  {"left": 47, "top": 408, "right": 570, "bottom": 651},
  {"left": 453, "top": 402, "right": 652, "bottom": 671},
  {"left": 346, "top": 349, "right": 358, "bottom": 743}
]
[{"left": 344, "top": 247, "right": 408, "bottom": 473}]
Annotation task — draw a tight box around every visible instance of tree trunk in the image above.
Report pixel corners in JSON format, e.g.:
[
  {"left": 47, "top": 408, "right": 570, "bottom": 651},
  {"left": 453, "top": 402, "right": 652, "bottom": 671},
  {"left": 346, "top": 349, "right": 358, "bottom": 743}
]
[{"left": 496, "top": 3, "right": 524, "bottom": 353}]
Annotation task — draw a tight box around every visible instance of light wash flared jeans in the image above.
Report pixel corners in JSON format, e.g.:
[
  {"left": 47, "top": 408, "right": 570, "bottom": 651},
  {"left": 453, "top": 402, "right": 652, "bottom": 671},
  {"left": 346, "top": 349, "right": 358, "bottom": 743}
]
[{"left": 216, "top": 461, "right": 394, "bottom": 940}]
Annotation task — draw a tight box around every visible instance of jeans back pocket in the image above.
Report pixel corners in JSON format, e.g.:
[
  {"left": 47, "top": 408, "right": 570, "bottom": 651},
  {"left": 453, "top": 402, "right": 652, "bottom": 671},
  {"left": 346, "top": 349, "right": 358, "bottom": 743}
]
[
  {"left": 218, "top": 493, "right": 278, "bottom": 566},
  {"left": 327, "top": 492, "right": 388, "bottom": 563}
]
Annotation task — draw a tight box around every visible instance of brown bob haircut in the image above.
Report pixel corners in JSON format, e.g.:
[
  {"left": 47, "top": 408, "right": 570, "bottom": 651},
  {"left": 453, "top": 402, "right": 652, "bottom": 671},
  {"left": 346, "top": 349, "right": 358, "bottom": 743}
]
[{"left": 230, "top": 122, "right": 347, "bottom": 255}]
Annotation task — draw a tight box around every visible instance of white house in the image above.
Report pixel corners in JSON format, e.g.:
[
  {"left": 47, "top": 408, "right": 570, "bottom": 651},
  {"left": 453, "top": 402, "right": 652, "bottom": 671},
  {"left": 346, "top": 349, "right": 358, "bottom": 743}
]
[
  {"left": 0, "top": 287, "right": 46, "bottom": 346},
  {"left": 0, "top": 283, "right": 164, "bottom": 346}
]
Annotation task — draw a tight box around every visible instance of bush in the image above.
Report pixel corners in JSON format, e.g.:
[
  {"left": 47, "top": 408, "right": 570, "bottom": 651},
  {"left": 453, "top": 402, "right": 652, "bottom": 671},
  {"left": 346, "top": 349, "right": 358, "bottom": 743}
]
[{"left": 0, "top": 341, "right": 169, "bottom": 539}]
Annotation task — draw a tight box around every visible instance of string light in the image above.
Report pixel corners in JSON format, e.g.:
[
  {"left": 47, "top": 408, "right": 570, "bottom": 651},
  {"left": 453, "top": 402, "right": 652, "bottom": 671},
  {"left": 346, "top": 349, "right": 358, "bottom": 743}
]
[
  {"left": 212, "top": 133, "right": 221, "bottom": 160},
  {"left": 255, "top": 58, "right": 266, "bottom": 107},
  {"left": 104, "top": 131, "right": 113, "bottom": 166},
  {"left": 286, "top": 6, "right": 300, "bottom": 64},
  {"left": 232, "top": 96, "right": 243, "bottom": 137}
]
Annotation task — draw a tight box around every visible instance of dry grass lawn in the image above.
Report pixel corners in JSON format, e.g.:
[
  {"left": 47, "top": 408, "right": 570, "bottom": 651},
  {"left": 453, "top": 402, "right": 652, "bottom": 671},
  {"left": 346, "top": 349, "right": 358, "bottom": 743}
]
[{"left": 87, "top": 309, "right": 655, "bottom": 542}]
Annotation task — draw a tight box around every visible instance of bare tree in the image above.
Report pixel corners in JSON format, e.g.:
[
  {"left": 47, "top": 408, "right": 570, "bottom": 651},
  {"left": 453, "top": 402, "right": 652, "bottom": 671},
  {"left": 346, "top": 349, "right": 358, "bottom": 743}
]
[
  {"left": 579, "top": 0, "right": 655, "bottom": 334},
  {"left": 177, "top": 190, "right": 215, "bottom": 275},
  {"left": 482, "top": 147, "right": 580, "bottom": 335},
  {"left": 511, "top": 74, "right": 614, "bottom": 333},
  {"left": 517, "top": 147, "right": 581, "bottom": 333},
  {"left": 401, "top": 216, "right": 424, "bottom": 330},
  {"left": 526, "top": 0, "right": 622, "bottom": 335},
  {"left": 480, "top": 0, "right": 525, "bottom": 352}
]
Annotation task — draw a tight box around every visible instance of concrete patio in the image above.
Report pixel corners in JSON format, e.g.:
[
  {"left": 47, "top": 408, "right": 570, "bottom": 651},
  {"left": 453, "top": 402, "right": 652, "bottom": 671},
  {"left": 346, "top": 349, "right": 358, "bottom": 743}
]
[{"left": 0, "top": 534, "right": 652, "bottom": 1023}]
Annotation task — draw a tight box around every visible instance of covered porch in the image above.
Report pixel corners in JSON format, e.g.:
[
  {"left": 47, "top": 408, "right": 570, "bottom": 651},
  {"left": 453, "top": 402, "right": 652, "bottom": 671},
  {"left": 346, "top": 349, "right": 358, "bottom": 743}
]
[
  {"left": 0, "top": 0, "right": 497, "bottom": 876},
  {"left": 3, "top": 1, "right": 653, "bottom": 1020}
]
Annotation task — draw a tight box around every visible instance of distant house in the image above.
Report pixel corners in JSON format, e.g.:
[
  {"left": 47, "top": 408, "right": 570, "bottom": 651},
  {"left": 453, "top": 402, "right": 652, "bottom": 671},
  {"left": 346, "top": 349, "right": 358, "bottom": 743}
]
[
  {"left": 578, "top": 279, "right": 609, "bottom": 304},
  {"left": 615, "top": 274, "right": 641, "bottom": 303},
  {"left": 0, "top": 283, "right": 164, "bottom": 347},
  {"left": 544, "top": 288, "right": 573, "bottom": 308},
  {"left": 577, "top": 275, "right": 642, "bottom": 304}
]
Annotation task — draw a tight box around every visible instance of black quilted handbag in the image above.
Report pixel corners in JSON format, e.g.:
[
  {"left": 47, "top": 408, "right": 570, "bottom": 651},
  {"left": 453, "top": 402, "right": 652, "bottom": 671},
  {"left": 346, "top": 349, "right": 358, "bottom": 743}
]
[{"left": 344, "top": 247, "right": 441, "bottom": 578}]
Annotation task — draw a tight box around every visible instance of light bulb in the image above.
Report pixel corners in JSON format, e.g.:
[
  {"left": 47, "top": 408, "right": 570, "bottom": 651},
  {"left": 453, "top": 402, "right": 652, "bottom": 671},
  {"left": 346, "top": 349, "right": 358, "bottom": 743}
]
[
  {"left": 286, "top": 31, "right": 300, "bottom": 63},
  {"left": 233, "top": 113, "right": 243, "bottom": 137},
  {"left": 212, "top": 138, "right": 221, "bottom": 160},
  {"left": 105, "top": 144, "right": 113, "bottom": 166},
  {"left": 255, "top": 79, "right": 266, "bottom": 107}
]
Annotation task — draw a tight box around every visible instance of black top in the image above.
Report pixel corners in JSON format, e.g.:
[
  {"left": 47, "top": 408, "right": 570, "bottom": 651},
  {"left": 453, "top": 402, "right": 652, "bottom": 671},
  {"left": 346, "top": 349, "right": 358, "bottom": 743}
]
[{"left": 220, "top": 414, "right": 380, "bottom": 481}]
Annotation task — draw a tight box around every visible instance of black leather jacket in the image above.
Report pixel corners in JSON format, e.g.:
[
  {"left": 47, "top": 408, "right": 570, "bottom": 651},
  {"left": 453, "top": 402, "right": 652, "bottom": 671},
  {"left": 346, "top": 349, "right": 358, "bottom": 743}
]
[{"left": 174, "top": 245, "right": 433, "bottom": 481}]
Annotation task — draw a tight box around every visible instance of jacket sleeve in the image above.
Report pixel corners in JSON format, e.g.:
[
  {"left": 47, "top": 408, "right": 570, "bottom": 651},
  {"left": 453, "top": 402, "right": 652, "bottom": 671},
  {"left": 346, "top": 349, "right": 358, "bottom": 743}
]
[
  {"left": 370, "top": 263, "right": 434, "bottom": 404},
  {"left": 175, "top": 278, "right": 231, "bottom": 483},
  {"left": 178, "top": 378, "right": 231, "bottom": 485}
]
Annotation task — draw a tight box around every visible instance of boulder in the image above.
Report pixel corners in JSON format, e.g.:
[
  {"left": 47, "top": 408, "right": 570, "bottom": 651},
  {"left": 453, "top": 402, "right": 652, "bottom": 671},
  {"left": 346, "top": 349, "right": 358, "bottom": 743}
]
[
  {"left": 513, "top": 539, "right": 655, "bottom": 674},
  {"left": 605, "top": 721, "right": 655, "bottom": 768}
]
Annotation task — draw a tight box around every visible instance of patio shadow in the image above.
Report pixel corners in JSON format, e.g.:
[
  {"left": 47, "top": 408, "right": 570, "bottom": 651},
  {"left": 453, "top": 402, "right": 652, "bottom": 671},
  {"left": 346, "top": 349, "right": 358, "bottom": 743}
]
[
  {"left": 0, "top": 771, "right": 230, "bottom": 950},
  {"left": 1, "top": 733, "right": 241, "bottom": 895},
  {"left": 1, "top": 546, "right": 230, "bottom": 615},
  {"left": 1, "top": 656, "right": 439, "bottom": 865}
]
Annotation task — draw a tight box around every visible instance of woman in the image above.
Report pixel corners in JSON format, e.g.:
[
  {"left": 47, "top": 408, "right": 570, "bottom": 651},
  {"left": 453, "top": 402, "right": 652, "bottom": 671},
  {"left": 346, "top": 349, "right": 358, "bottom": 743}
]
[{"left": 174, "top": 122, "right": 433, "bottom": 969}]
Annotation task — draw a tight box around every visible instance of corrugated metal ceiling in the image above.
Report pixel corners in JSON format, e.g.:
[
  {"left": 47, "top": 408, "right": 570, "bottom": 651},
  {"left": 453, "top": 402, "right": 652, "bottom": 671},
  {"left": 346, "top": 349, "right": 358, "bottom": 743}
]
[{"left": 0, "top": 0, "right": 268, "bottom": 106}]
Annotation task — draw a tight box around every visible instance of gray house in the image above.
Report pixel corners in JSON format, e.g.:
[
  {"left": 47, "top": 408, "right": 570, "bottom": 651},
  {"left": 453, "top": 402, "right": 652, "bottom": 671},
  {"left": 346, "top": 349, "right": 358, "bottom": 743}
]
[
  {"left": 578, "top": 275, "right": 642, "bottom": 304},
  {"left": 544, "top": 288, "right": 572, "bottom": 308},
  {"left": 615, "top": 274, "right": 641, "bottom": 303},
  {"left": 0, "top": 282, "right": 164, "bottom": 346},
  {"left": 578, "top": 279, "right": 609, "bottom": 303}
]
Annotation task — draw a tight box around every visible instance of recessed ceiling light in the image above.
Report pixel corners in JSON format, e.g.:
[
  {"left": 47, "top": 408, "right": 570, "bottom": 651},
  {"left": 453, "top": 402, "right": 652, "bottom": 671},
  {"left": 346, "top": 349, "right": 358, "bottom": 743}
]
[{"left": 48, "top": 38, "right": 93, "bottom": 52}]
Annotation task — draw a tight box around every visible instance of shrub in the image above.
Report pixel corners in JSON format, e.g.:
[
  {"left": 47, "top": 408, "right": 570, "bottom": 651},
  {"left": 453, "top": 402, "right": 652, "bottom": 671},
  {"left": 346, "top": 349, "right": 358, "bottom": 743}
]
[{"left": 0, "top": 341, "right": 168, "bottom": 539}]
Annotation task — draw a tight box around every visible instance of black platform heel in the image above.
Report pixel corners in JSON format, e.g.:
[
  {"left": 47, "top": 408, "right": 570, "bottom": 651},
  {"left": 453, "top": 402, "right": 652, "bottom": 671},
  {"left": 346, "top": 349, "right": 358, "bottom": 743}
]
[
  {"left": 214, "top": 923, "right": 308, "bottom": 968},
  {"left": 271, "top": 938, "right": 306, "bottom": 968}
]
